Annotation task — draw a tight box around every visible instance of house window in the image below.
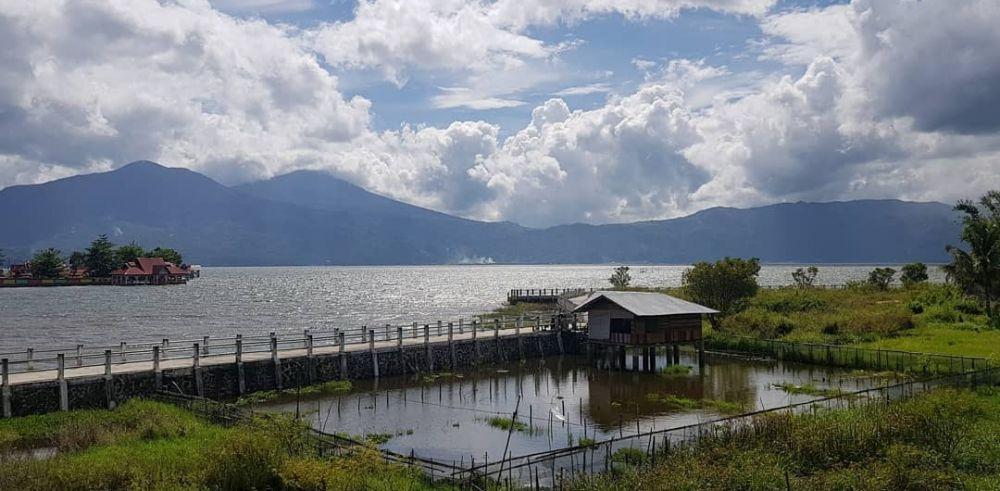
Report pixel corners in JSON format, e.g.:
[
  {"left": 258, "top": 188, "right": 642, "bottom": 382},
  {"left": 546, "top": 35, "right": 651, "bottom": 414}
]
[{"left": 610, "top": 318, "right": 632, "bottom": 334}]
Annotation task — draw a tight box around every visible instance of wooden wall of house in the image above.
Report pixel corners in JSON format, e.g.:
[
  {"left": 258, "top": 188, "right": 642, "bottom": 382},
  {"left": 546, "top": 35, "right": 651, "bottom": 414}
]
[
  {"left": 585, "top": 307, "right": 634, "bottom": 340},
  {"left": 645, "top": 314, "right": 702, "bottom": 342}
]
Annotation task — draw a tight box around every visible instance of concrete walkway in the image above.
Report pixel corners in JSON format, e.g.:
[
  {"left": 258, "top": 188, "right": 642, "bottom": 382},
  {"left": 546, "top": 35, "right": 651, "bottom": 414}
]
[{"left": 7, "top": 326, "right": 551, "bottom": 386}]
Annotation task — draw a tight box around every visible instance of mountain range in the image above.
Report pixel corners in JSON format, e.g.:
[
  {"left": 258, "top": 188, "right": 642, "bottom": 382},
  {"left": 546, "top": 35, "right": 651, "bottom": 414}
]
[{"left": 0, "top": 161, "right": 962, "bottom": 266}]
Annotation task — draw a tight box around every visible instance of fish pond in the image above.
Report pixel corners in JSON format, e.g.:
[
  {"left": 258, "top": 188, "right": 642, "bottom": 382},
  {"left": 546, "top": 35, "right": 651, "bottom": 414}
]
[{"left": 251, "top": 350, "right": 904, "bottom": 469}]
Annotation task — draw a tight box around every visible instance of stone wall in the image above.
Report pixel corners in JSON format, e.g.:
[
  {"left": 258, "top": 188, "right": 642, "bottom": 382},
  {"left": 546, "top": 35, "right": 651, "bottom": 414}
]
[{"left": 5, "top": 330, "right": 582, "bottom": 417}]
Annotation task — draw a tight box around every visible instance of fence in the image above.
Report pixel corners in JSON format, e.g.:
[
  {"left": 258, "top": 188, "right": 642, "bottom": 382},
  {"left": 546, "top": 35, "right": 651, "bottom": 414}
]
[
  {"left": 705, "top": 335, "right": 990, "bottom": 375},
  {"left": 0, "top": 314, "right": 584, "bottom": 380},
  {"left": 457, "top": 365, "right": 1000, "bottom": 488},
  {"left": 151, "top": 391, "right": 465, "bottom": 481}
]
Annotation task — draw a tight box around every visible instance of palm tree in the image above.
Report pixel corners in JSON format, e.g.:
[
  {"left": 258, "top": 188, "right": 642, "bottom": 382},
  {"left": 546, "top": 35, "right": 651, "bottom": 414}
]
[{"left": 943, "top": 191, "right": 1000, "bottom": 326}]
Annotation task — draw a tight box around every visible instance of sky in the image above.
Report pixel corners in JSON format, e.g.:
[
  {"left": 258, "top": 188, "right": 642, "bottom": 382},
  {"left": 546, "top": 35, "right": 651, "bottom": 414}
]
[{"left": 1, "top": 0, "right": 998, "bottom": 227}]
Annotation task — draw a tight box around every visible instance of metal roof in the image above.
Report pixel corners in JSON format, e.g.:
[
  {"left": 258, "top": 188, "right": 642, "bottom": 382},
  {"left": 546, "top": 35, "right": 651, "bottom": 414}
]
[{"left": 572, "top": 291, "right": 718, "bottom": 316}]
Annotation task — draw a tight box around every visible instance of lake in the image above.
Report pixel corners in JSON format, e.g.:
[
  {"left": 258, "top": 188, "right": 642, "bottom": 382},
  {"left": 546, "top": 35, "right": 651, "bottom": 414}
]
[{"left": 0, "top": 264, "right": 943, "bottom": 351}]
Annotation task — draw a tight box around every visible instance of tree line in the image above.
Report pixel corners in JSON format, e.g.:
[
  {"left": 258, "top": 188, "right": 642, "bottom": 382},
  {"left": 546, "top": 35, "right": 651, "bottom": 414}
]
[
  {"left": 607, "top": 190, "right": 1000, "bottom": 328},
  {"left": 6, "top": 235, "right": 184, "bottom": 280}
]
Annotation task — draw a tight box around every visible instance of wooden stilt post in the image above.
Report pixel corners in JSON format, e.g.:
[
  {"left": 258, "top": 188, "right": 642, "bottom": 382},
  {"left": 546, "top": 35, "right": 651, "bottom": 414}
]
[
  {"left": 236, "top": 335, "right": 246, "bottom": 395},
  {"left": 370, "top": 333, "right": 379, "bottom": 378},
  {"left": 424, "top": 324, "right": 433, "bottom": 371},
  {"left": 448, "top": 322, "right": 456, "bottom": 369},
  {"left": 104, "top": 350, "right": 115, "bottom": 409},
  {"left": 338, "top": 332, "right": 348, "bottom": 379},
  {"left": 307, "top": 334, "right": 316, "bottom": 384},
  {"left": 57, "top": 354, "right": 68, "bottom": 411},
  {"left": 153, "top": 346, "right": 162, "bottom": 390},
  {"left": 270, "top": 334, "right": 282, "bottom": 390},
  {"left": 1, "top": 359, "right": 10, "bottom": 418},
  {"left": 673, "top": 344, "right": 680, "bottom": 365},
  {"left": 193, "top": 343, "right": 204, "bottom": 397},
  {"left": 697, "top": 340, "right": 705, "bottom": 371}
]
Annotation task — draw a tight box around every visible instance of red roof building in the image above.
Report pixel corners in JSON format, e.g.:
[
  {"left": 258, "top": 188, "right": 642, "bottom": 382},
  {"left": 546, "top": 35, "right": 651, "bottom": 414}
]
[{"left": 110, "top": 257, "right": 193, "bottom": 285}]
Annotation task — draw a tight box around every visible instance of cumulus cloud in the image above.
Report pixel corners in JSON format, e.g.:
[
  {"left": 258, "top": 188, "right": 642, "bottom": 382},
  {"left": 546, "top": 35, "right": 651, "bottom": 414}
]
[
  {"left": 0, "top": 0, "right": 371, "bottom": 184},
  {"left": 1, "top": 0, "right": 999, "bottom": 230}
]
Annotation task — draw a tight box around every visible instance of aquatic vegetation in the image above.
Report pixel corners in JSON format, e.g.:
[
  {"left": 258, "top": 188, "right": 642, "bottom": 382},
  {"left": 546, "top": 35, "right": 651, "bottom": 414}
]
[
  {"left": 773, "top": 382, "right": 846, "bottom": 398},
  {"left": 644, "top": 394, "right": 748, "bottom": 414},
  {"left": 610, "top": 447, "right": 649, "bottom": 466},
  {"left": 658, "top": 365, "right": 692, "bottom": 376},
  {"left": 235, "top": 380, "right": 353, "bottom": 406},
  {"left": 484, "top": 416, "right": 529, "bottom": 433}
]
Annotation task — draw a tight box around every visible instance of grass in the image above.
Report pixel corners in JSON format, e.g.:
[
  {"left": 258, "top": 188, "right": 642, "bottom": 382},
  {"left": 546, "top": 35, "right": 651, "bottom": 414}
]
[
  {"left": 571, "top": 387, "right": 1000, "bottom": 490},
  {"left": 235, "top": 379, "right": 353, "bottom": 406},
  {"left": 0, "top": 399, "right": 449, "bottom": 491},
  {"left": 644, "top": 394, "right": 749, "bottom": 414}
]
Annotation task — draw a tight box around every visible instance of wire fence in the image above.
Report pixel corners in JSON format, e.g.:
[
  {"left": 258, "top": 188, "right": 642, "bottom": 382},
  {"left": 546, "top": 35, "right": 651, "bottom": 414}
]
[{"left": 457, "top": 365, "right": 1000, "bottom": 488}]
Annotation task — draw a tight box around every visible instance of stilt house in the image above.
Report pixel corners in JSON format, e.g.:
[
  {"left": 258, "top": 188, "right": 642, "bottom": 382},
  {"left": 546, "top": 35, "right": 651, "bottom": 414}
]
[{"left": 572, "top": 291, "right": 717, "bottom": 346}]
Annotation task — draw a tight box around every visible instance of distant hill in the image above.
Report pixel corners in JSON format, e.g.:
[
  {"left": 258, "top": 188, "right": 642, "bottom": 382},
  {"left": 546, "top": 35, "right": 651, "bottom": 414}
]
[{"left": 0, "top": 161, "right": 961, "bottom": 265}]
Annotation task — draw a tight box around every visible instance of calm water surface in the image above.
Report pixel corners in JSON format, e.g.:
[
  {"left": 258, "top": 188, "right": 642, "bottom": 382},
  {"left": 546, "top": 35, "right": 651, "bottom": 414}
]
[
  {"left": 254, "top": 352, "right": 899, "bottom": 465},
  {"left": 0, "top": 265, "right": 943, "bottom": 351}
]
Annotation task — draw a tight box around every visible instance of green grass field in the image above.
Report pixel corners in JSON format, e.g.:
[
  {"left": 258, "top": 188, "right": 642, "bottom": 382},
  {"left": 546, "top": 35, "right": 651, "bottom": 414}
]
[{"left": 0, "top": 399, "right": 449, "bottom": 491}]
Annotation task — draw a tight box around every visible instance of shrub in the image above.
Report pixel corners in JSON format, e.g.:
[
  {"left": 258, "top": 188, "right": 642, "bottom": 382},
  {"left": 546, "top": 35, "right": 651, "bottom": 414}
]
[
  {"left": 867, "top": 267, "right": 896, "bottom": 290},
  {"left": 900, "top": 262, "right": 929, "bottom": 287},
  {"left": 683, "top": 257, "right": 760, "bottom": 318}
]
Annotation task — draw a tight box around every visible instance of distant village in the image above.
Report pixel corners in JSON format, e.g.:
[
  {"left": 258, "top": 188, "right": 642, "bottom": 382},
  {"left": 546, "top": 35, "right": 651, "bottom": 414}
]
[{"left": 0, "top": 235, "right": 198, "bottom": 287}]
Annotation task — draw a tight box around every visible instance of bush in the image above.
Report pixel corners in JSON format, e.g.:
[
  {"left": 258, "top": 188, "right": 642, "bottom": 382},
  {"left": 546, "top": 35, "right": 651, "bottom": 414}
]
[
  {"left": 682, "top": 257, "right": 760, "bottom": 318},
  {"left": 721, "top": 308, "right": 794, "bottom": 338},
  {"left": 867, "top": 267, "right": 896, "bottom": 290}
]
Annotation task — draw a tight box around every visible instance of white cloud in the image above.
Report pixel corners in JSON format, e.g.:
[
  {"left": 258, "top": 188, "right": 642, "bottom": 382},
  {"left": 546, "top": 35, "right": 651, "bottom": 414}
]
[
  {"left": 0, "top": 0, "right": 371, "bottom": 184},
  {"left": 209, "top": 0, "right": 316, "bottom": 14},
  {"left": 2, "top": 0, "right": 999, "bottom": 230},
  {"left": 553, "top": 83, "right": 612, "bottom": 97}
]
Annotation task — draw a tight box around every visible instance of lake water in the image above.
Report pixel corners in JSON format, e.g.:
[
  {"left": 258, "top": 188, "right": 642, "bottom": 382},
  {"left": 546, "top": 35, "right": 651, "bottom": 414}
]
[
  {"left": 253, "top": 352, "right": 901, "bottom": 471},
  {"left": 0, "top": 264, "right": 943, "bottom": 351}
]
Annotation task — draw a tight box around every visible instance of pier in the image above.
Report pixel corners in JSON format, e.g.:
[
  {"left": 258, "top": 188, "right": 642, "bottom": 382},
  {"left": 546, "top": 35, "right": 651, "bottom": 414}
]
[{"left": 0, "top": 315, "right": 584, "bottom": 417}]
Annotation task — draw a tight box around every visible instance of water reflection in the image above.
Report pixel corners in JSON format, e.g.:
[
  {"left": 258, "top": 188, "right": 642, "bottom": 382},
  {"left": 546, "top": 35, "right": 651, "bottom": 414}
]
[{"left": 255, "top": 353, "right": 899, "bottom": 464}]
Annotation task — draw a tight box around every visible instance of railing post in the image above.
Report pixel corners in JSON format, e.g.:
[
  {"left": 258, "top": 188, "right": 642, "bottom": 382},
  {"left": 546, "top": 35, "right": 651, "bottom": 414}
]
[
  {"left": 307, "top": 334, "right": 314, "bottom": 358},
  {"left": 26, "top": 348, "right": 33, "bottom": 371},
  {"left": 494, "top": 318, "right": 501, "bottom": 360},
  {"left": 437, "top": 320, "right": 443, "bottom": 336},
  {"left": 193, "top": 343, "right": 204, "bottom": 397},
  {"left": 304, "top": 329, "right": 311, "bottom": 347},
  {"left": 153, "top": 346, "right": 162, "bottom": 390},
  {"left": 412, "top": 322, "right": 418, "bottom": 339},
  {"left": 120, "top": 341, "right": 127, "bottom": 362},
  {"left": 397, "top": 326, "right": 404, "bottom": 350},
  {"left": 76, "top": 344, "right": 83, "bottom": 367},
  {"left": 202, "top": 336, "right": 210, "bottom": 355},
  {"left": 270, "top": 334, "right": 282, "bottom": 390},
  {"left": 57, "top": 353, "right": 68, "bottom": 411},
  {"left": 162, "top": 339, "right": 170, "bottom": 360},
  {"left": 1, "top": 359, "right": 10, "bottom": 418}
]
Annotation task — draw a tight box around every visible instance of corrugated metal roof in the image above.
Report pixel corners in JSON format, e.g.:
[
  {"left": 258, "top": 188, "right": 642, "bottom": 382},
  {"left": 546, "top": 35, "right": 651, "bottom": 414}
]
[{"left": 572, "top": 291, "right": 718, "bottom": 316}]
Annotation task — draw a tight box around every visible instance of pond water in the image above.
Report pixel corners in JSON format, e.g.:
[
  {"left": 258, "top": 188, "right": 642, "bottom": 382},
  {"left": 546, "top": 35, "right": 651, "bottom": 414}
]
[{"left": 253, "top": 351, "right": 902, "bottom": 467}]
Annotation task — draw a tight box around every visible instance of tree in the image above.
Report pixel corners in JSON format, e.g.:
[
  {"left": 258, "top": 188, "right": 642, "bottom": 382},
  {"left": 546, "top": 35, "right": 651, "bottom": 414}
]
[
  {"left": 867, "top": 267, "right": 896, "bottom": 290},
  {"left": 682, "top": 257, "right": 761, "bottom": 321},
  {"left": 85, "top": 235, "right": 118, "bottom": 278},
  {"left": 68, "top": 251, "right": 87, "bottom": 270},
  {"left": 609, "top": 266, "right": 631, "bottom": 289},
  {"left": 900, "top": 262, "right": 929, "bottom": 287},
  {"left": 791, "top": 266, "right": 819, "bottom": 288},
  {"left": 943, "top": 190, "right": 1000, "bottom": 326},
  {"left": 115, "top": 241, "right": 147, "bottom": 266},
  {"left": 149, "top": 247, "right": 183, "bottom": 265},
  {"left": 29, "top": 248, "right": 65, "bottom": 279}
]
